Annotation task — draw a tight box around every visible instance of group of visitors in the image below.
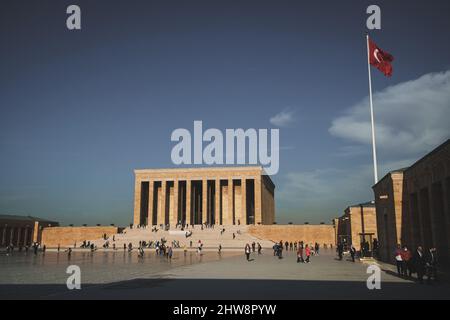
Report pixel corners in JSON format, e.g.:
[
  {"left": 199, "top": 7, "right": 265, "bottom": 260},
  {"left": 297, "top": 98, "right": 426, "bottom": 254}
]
[
  {"left": 337, "top": 242, "right": 359, "bottom": 262},
  {"left": 243, "top": 242, "right": 262, "bottom": 261},
  {"left": 394, "top": 245, "right": 438, "bottom": 283},
  {"left": 270, "top": 240, "right": 316, "bottom": 263},
  {"left": 296, "top": 242, "right": 312, "bottom": 263},
  {"left": 5, "top": 241, "right": 43, "bottom": 255},
  {"left": 278, "top": 241, "right": 321, "bottom": 255}
]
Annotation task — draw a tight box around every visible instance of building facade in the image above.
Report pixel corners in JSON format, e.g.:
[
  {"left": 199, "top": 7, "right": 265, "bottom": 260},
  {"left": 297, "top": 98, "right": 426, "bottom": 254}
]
[
  {"left": 133, "top": 166, "right": 275, "bottom": 226},
  {"left": 373, "top": 139, "right": 450, "bottom": 265},
  {"left": 0, "top": 215, "right": 59, "bottom": 247},
  {"left": 336, "top": 201, "right": 377, "bottom": 252}
]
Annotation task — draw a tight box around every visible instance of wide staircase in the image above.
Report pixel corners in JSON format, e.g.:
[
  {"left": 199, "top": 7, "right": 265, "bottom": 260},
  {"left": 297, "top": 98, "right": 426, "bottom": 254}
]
[{"left": 90, "top": 225, "right": 274, "bottom": 250}]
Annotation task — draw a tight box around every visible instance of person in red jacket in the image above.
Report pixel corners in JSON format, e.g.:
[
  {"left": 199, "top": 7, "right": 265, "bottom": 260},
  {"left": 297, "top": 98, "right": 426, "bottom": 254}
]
[
  {"left": 305, "top": 244, "right": 311, "bottom": 263},
  {"left": 401, "top": 245, "right": 413, "bottom": 277}
]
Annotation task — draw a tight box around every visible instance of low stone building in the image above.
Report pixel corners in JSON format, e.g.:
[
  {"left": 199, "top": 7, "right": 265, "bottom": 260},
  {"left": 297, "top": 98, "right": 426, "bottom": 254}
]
[
  {"left": 0, "top": 215, "right": 59, "bottom": 247},
  {"left": 336, "top": 201, "right": 377, "bottom": 252},
  {"left": 373, "top": 139, "right": 450, "bottom": 265}
]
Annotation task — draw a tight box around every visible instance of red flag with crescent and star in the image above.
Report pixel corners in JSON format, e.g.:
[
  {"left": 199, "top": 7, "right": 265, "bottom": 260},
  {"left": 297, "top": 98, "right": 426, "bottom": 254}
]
[{"left": 368, "top": 38, "right": 394, "bottom": 77}]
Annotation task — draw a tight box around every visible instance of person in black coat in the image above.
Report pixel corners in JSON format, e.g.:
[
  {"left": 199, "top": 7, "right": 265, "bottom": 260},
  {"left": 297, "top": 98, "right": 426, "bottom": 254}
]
[
  {"left": 350, "top": 245, "right": 356, "bottom": 262},
  {"left": 337, "top": 242, "right": 344, "bottom": 261},
  {"left": 413, "top": 246, "right": 426, "bottom": 283},
  {"left": 425, "top": 248, "right": 438, "bottom": 283}
]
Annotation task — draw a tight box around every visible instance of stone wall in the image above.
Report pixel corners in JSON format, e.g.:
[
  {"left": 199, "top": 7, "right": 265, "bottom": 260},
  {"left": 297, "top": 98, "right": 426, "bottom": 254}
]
[
  {"left": 373, "top": 171, "right": 405, "bottom": 263},
  {"left": 41, "top": 226, "right": 118, "bottom": 248},
  {"left": 349, "top": 206, "right": 377, "bottom": 251},
  {"left": 248, "top": 225, "right": 336, "bottom": 247}
]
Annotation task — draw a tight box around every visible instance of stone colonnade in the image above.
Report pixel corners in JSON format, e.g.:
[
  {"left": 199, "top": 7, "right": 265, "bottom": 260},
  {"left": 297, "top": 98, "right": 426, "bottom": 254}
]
[
  {"left": 0, "top": 223, "right": 34, "bottom": 247},
  {"left": 133, "top": 167, "right": 275, "bottom": 226}
]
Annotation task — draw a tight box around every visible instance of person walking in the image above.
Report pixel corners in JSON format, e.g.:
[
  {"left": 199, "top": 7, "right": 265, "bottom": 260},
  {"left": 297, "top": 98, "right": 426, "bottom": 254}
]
[
  {"left": 425, "top": 247, "right": 438, "bottom": 283},
  {"left": 305, "top": 244, "right": 311, "bottom": 263},
  {"left": 337, "top": 242, "right": 344, "bottom": 261},
  {"left": 394, "top": 244, "right": 404, "bottom": 275},
  {"left": 297, "top": 244, "right": 304, "bottom": 263},
  {"left": 413, "top": 246, "right": 426, "bottom": 283},
  {"left": 401, "top": 245, "right": 413, "bottom": 277},
  {"left": 350, "top": 244, "right": 356, "bottom": 262},
  {"left": 245, "top": 244, "right": 251, "bottom": 261},
  {"left": 257, "top": 243, "right": 262, "bottom": 255}
]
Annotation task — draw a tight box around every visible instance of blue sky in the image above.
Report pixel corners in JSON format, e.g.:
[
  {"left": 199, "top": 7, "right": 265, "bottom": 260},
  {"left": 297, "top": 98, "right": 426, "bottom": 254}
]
[{"left": 1, "top": 0, "right": 449, "bottom": 225}]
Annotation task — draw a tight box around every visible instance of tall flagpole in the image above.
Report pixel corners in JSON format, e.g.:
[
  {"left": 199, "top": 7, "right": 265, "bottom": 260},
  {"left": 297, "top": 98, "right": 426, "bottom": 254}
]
[{"left": 366, "top": 34, "right": 378, "bottom": 184}]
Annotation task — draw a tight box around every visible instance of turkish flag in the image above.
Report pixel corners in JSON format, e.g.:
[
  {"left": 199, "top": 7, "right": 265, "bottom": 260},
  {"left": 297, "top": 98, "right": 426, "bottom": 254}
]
[{"left": 368, "top": 38, "right": 394, "bottom": 77}]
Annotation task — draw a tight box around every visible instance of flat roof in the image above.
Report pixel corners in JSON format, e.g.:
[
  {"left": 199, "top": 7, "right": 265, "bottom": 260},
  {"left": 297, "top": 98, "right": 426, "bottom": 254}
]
[
  {"left": 348, "top": 201, "right": 375, "bottom": 208},
  {"left": 372, "top": 167, "right": 408, "bottom": 189},
  {"left": 372, "top": 139, "right": 449, "bottom": 189},
  {"left": 407, "top": 139, "right": 450, "bottom": 170},
  {"left": 0, "top": 214, "right": 58, "bottom": 224},
  {"left": 134, "top": 165, "right": 275, "bottom": 187},
  {"left": 135, "top": 165, "right": 264, "bottom": 174}
]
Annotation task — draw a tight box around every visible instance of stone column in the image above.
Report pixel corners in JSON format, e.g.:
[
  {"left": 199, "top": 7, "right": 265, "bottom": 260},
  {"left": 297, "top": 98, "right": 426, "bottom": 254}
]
[
  {"left": 241, "top": 178, "right": 247, "bottom": 225},
  {"left": 227, "top": 178, "right": 234, "bottom": 225},
  {"left": 171, "top": 180, "right": 179, "bottom": 227},
  {"left": 1, "top": 225, "right": 6, "bottom": 246},
  {"left": 32, "top": 221, "right": 39, "bottom": 243},
  {"left": 215, "top": 179, "right": 220, "bottom": 225},
  {"left": 23, "top": 227, "right": 29, "bottom": 246},
  {"left": 160, "top": 180, "right": 167, "bottom": 226},
  {"left": 254, "top": 176, "right": 262, "bottom": 225},
  {"left": 10, "top": 227, "right": 14, "bottom": 246},
  {"left": 147, "top": 180, "right": 154, "bottom": 226},
  {"left": 16, "top": 227, "right": 22, "bottom": 246},
  {"left": 202, "top": 179, "right": 208, "bottom": 224},
  {"left": 186, "top": 180, "right": 191, "bottom": 225},
  {"left": 133, "top": 178, "right": 142, "bottom": 226}
]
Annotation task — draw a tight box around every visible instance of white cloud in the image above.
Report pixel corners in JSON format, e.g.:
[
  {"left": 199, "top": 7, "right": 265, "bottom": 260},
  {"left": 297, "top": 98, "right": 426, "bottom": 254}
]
[
  {"left": 276, "top": 158, "right": 414, "bottom": 223},
  {"left": 329, "top": 70, "right": 450, "bottom": 157},
  {"left": 270, "top": 109, "right": 296, "bottom": 127}
]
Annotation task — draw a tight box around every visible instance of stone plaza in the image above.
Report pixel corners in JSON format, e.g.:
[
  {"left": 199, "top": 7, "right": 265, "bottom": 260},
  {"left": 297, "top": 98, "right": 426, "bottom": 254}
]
[{"left": 1, "top": 249, "right": 449, "bottom": 299}]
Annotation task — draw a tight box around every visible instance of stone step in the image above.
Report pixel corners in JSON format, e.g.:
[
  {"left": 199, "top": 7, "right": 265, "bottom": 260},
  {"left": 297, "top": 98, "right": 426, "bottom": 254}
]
[{"left": 87, "top": 225, "right": 274, "bottom": 249}]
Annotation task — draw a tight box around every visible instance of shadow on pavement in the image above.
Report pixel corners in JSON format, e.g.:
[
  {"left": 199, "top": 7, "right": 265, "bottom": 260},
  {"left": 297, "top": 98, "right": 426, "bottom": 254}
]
[{"left": 1, "top": 278, "right": 450, "bottom": 300}]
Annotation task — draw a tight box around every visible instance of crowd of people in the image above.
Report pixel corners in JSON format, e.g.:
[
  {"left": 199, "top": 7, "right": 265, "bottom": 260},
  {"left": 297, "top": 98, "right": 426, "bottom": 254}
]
[
  {"left": 334, "top": 239, "right": 440, "bottom": 284},
  {"left": 394, "top": 245, "right": 438, "bottom": 283},
  {"left": 257, "top": 240, "right": 320, "bottom": 264},
  {"left": 4, "top": 242, "right": 43, "bottom": 255},
  {"left": 2, "top": 224, "right": 443, "bottom": 286},
  {"left": 244, "top": 242, "right": 262, "bottom": 260}
]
